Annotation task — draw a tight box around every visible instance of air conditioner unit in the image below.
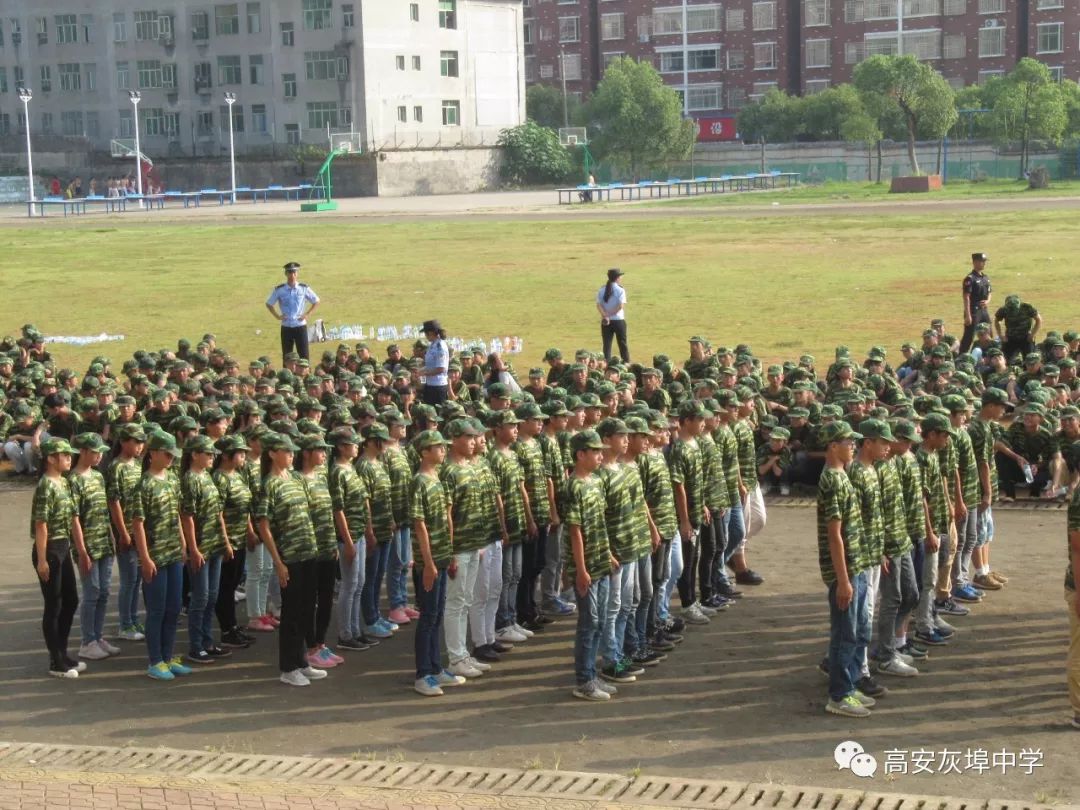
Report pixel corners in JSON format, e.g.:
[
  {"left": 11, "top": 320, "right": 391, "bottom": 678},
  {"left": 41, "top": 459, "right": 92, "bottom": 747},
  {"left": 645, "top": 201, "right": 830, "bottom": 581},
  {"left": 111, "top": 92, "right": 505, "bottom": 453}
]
[
  {"left": 639, "top": 33, "right": 650, "bottom": 42},
  {"left": 984, "top": 18, "right": 1001, "bottom": 27}
]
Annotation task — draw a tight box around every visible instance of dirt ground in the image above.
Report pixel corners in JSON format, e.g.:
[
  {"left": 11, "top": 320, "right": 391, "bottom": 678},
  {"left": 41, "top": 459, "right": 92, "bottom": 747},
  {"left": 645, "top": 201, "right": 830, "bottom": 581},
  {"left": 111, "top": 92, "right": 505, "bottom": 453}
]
[{"left": 0, "top": 479, "right": 1074, "bottom": 806}]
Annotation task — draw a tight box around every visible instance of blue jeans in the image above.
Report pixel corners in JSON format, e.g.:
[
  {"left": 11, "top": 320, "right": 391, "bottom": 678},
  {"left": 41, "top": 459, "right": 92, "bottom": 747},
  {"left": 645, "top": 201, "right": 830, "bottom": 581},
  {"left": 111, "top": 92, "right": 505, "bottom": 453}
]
[
  {"left": 632, "top": 554, "right": 653, "bottom": 652},
  {"left": 337, "top": 542, "right": 366, "bottom": 640},
  {"left": 80, "top": 556, "right": 114, "bottom": 645},
  {"left": 117, "top": 547, "right": 141, "bottom": 629},
  {"left": 143, "top": 561, "right": 183, "bottom": 666},
  {"left": 188, "top": 553, "right": 223, "bottom": 654},
  {"left": 414, "top": 567, "right": 448, "bottom": 679},
  {"left": 827, "top": 570, "right": 870, "bottom": 701},
  {"left": 976, "top": 506, "right": 994, "bottom": 548},
  {"left": 498, "top": 542, "right": 523, "bottom": 628},
  {"left": 388, "top": 526, "right": 412, "bottom": 610},
  {"left": 601, "top": 562, "right": 636, "bottom": 666},
  {"left": 659, "top": 531, "right": 683, "bottom": 621},
  {"left": 715, "top": 502, "right": 745, "bottom": 588},
  {"left": 574, "top": 575, "right": 609, "bottom": 686},
  {"left": 362, "top": 541, "right": 391, "bottom": 627},
  {"left": 245, "top": 543, "right": 273, "bottom": 619}
]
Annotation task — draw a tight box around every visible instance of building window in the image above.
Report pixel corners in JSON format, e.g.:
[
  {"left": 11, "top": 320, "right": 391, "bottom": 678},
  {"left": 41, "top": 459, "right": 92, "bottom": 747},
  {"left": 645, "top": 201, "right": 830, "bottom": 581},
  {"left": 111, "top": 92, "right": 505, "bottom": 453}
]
[
  {"left": 247, "top": 2, "right": 262, "bottom": 33},
  {"left": 752, "top": 1, "right": 776, "bottom": 30},
  {"left": 440, "top": 50, "right": 459, "bottom": 77},
  {"left": 1036, "top": 0, "right": 1063, "bottom": 7},
  {"left": 285, "top": 123, "right": 300, "bottom": 144},
  {"left": 196, "top": 111, "right": 213, "bottom": 136},
  {"left": 219, "top": 103, "right": 244, "bottom": 132},
  {"left": 687, "top": 6, "right": 721, "bottom": 32},
  {"left": 439, "top": 0, "right": 457, "bottom": 29},
  {"left": 943, "top": 0, "right": 965, "bottom": 12},
  {"left": 653, "top": 9, "right": 682, "bottom": 34},
  {"left": 943, "top": 34, "right": 966, "bottom": 58},
  {"left": 138, "top": 60, "right": 163, "bottom": 88},
  {"left": 56, "top": 14, "right": 78, "bottom": 44},
  {"left": 806, "top": 38, "right": 830, "bottom": 67},
  {"left": 192, "top": 12, "right": 210, "bottom": 39},
  {"left": 0, "top": 114, "right": 9, "bottom": 136},
  {"left": 144, "top": 107, "right": 165, "bottom": 136},
  {"left": 411, "top": 3, "right": 420, "bottom": 22},
  {"left": 753, "top": 41, "right": 778, "bottom": 69},
  {"left": 806, "top": 79, "right": 831, "bottom": 94},
  {"left": 304, "top": 0, "right": 333, "bottom": 30},
  {"left": 343, "top": 4, "right": 354, "bottom": 26},
  {"left": 658, "top": 51, "right": 683, "bottom": 73},
  {"left": 1047, "top": 65, "right": 1064, "bottom": 81},
  {"left": 688, "top": 48, "right": 720, "bottom": 70},
  {"left": 525, "top": 55, "right": 538, "bottom": 80},
  {"left": 0, "top": 68, "right": 7, "bottom": 94},
  {"left": 79, "top": 13, "right": 94, "bottom": 42},
  {"left": 38, "top": 65, "right": 51, "bottom": 93},
  {"left": 134, "top": 11, "right": 156, "bottom": 40},
  {"left": 865, "top": 0, "right": 898, "bottom": 18},
  {"left": 978, "top": 25, "right": 1004, "bottom": 56},
  {"left": 281, "top": 22, "right": 295, "bottom": 45},
  {"left": 252, "top": 103, "right": 267, "bottom": 133},
  {"left": 217, "top": 55, "right": 242, "bottom": 84},
  {"left": 283, "top": 72, "right": 297, "bottom": 98},
  {"left": 559, "top": 52, "right": 581, "bottom": 79},
  {"left": 250, "top": 54, "right": 264, "bottom": 84},
  {"left": 903, "top": 0, "right": 938, "bottom": 15},
  {"left": 601, "top": 13, "right": 624, "bottom": 40},
  {"left": 687, "top": 84, "right": 722, "bottom": 111},
  {"left": 903, "top": 29, "right": 941, "bottom": 58},
  {"left": 977, "top": 0, "right": 1004, "bottom": 11},
  {"left": 804, "top": 0, "right": 830, "bottom": 25},
  {"left": 86, "top": 111, "right": 99, "bottom": 137},
  {"left": 414, "top": 105, "right": 423, "bottom": 121},
  {"left": 117, "top": 61, "right": 130, "bottom": 90},
  {"left": 194, "top": 62, "right": 212, "bottom": 90},
  {"left": 113, "top": 13, "right": 128, "bottom": 42},
  {"left": 307, "top": 100, "right": 350, "bottom": 128},
  {"left": 726, "top": 50, "right": 745, "bottom": 70},
  {"left": 397, "top": 105, "right": 407, "bottom": 123},
  {"left": 216, "top": 4, "right": 240, "bottom": 35},
  {"left": 539, "top": 64, "right": 554, "bottom": 79},
  {"left": 602, "top": 52, "right": 624, "bottom": 70},
  {"left": 978, "top": 68, "right": 1004, "bottom": 82},
  {"left": 727, "top": 86, "right": 747, "bottom": 108},
  {"left": 844, "top": 0, "right": 865, "bottom": 21},
  {"left": 59, "top": 63, "right": 81, "bottom": 92},
  {"left": 308, "top": 51, "right": 345, "bottom": 79},
  {"left": 61, "top": 110, "right": 83, "bottom": 136},
  {"left": 1037, "top": 23, "right": 1063, "bottom": 53},
  {"left": 441, "top": 99, "right": 460, "bottom": 126},
  {"left": 559, "top": 16, "right": 580, "bottom": 42},
  {"left": 118, "top": 109, "right": 134, "bottom": 137},
  {"left": 726, "top": 8, "right": 745, "bottom": 29},
  {"left": 396, "top": 54, "right": 406, "bottom": 70},
  {"left": 412, "top": 55, "right": 421, "bottom": 70}
]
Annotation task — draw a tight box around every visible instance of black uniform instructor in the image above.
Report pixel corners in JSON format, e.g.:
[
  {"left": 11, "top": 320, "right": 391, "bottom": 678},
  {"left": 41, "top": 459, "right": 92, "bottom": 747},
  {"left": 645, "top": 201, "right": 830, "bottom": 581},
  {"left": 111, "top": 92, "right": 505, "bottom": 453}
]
[
  {"left": 959, "top": 252, "right": 992, "bottom": 354},
  {"left": 265, "top": 262, "right": 320, "bottom": 363}
]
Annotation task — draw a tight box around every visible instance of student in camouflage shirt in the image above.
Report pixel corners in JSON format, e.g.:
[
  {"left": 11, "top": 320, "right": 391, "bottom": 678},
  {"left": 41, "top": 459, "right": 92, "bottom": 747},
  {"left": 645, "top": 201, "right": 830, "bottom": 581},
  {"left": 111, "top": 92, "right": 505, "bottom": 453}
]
[
  {"left": 641, "top": 414, "right": 680, "bottom": 644},
  {"left": 564, "top": 429, "right": 614, "bottom": 701},
  {"left": 132, "top": 431, "right": 187, "bottom": 680},
  {"left": 68, "top": 433, "right": 117, "bottom": 661},
  {"left": 32, "top": 437, "right": 80, "bottom": 677},
  {"left": 382, "top": 412, "right": 416, "bottom": 625},
  {"left": 697, "top": 404, "right": 731, "bottom": 609},
  {"left": 488, "top": 410, "right": 533, "bottom": 639},
  {"left": 757, "top": 427, "right": 793, "bottom": 495},
  {"left": 297, "top": 434, "right": 340, "bottom": 669},
  {"left": 328, "top": 428, "right": 372, "bottom": 650},
  {"left": 1000, "top": 402, "right": 1064, "bottom": 499},
  {"left": 913, "top": 414, "right": 954, "bottom": 646},
  {"left": 539, "top": 401, "right": 570, "bottom": 616},
  {"left": 941, "top": 395, "right": 986, "bottom": 604},
  {"left": 968, "top": 390, "right": 1011, "bottom": 587},
  {"left": 357, "top": 423, "right": 396, "bottom": 637},
  {"left": 816, "top": 421, "right": 871, "bottom": 717},
  {"left": 255, "top": 432, "right": 321, "bottom": 684},
  {"left": 669, "top": 400, "right": 709, "bottom": 624},
  {"left": 623, "top": 417, "right": 664, "bottom": 666},
  {"left": 732, "top": 387, "right": 765, "bottom": 586},
  {"left": 212, "top": 434, "right": 259, "bottom": 646},
  {"left": 513, "top": 403, "right": 553, "bottom": 629},
  {"left": 107, "top": 422, "right": 147, "bottom": 641},
  {"left": 1067, "top": 485, "right": 1080, "bottom": 726},
  {"left": 994, "top": 293, "right": 1042, "bottom": 363}
]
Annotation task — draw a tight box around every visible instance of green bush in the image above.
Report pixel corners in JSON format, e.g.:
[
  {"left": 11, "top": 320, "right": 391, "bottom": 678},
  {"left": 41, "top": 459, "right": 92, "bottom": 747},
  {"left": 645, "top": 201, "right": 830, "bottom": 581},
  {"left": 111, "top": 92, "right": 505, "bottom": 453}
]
[{"left": 498, "top": 121, "right": 573, "bottom": 187}]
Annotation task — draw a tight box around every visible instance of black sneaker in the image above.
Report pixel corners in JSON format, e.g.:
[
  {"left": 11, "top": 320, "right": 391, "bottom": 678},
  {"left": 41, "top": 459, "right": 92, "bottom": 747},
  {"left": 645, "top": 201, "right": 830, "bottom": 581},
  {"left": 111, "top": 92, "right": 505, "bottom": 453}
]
[
  {"left": 356, "top": 633, "right": 381, "bottom": 647},
  {"left": 205, "top": 645, "right": 232, "bottom": 659},
  {"left": 619, "top": 657, "right": 646, "bottom": 677},
  {"left": 649, "top": 635, "right": 675, "bottom": 652},
  {"left": 337, "top": 637, "right": 372, "bottom": 651},
  {"left": 631, "top": 649, "right": 661, "bottom": 667},
  {"left": 856, "top": 675, "right": 888, "bottom": 698},
  {"left": 522, "top": 619, "right": 546, "bottom": 633},
  {"left": 473, "top": 644, "right": 501, "bottom": 663},
  {"left": 491, "top": 640, "right": 513, "bottom": 653},
  {"left": 220, "top": 629, "right": 251, "bottom": 649},
  {"left": 717, "top": 584, "right": 744, "bottom": 599},
  {"left": 899, "top": 641, "right": 929, "bottom": 660},
  {"left": 818, "top": 657, "right": 830, "bottom": 678},
  {"left": 187, "top": 650, "right": 215, "bottom": 665},
  {"left": 536, "top": 612, "right": 555, "bottom": 625},
  {"left": 735, "top": 569, "right": 764, "bottom": 586},
  {"left": 236, "top": 627, "right": 257, "bottom": 643},
  {"left": 663, "top": 631, "right": 684, "bottom": 644},
  {"left": 600, "top": 663, "right": 636, "bottom": 683},
  {"left": 665, "top": 617, "right": 686, "bottom": 633},
  {"left": 642, "top": 649, "right": 667, "bottom": 664}
]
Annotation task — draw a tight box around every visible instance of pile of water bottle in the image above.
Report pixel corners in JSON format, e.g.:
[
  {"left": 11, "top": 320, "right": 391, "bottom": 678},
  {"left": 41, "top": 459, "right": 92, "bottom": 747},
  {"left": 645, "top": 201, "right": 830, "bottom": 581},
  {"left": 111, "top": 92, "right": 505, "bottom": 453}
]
[
  {"left": 44, "top": 333, "right": 126, "bottom": 346},
  {"left": 322, "top": 323, "right": 523, "bottom": 355}
]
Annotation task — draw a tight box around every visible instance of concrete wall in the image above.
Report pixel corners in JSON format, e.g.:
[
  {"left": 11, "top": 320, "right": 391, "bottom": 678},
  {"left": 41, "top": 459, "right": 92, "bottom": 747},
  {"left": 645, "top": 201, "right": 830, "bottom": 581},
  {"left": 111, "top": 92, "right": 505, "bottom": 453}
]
[{"left": 375, "top": 147, "right": 504, "bottom": 196}]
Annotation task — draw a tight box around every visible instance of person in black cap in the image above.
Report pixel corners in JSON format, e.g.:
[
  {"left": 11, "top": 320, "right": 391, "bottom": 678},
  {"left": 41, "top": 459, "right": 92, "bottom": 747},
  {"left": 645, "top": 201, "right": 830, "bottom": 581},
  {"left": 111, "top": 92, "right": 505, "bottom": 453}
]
[
  {"left": 417, "top": 319, "right": 450, "bottom": 406},
  {"left": 265, "top": 262, "right": 320, "bottom": 364},
  {"left": 596, "top": 268, "right": 629, "bottom": 363},
  {"left": 959, "top": 252, "right": 992, "bottom": 354}
]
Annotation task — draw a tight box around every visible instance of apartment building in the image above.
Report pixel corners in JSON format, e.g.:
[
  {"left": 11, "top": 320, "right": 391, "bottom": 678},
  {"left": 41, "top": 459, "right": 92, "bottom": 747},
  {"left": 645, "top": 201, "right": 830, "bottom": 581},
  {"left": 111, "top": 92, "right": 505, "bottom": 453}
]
[
  {"left": 524, "top": 0, "right": 1075, "bottom": 120},
  {"left": 0, "top": 0, "right": 525, "bottom": 155}
]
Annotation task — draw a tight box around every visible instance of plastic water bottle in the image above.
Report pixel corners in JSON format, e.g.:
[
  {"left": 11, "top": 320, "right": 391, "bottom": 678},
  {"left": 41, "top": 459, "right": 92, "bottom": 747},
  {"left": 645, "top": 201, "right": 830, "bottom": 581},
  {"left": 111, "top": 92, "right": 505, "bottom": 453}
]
[{"left": 1022, "top": 463, "right": 1034, "bottom": 484}]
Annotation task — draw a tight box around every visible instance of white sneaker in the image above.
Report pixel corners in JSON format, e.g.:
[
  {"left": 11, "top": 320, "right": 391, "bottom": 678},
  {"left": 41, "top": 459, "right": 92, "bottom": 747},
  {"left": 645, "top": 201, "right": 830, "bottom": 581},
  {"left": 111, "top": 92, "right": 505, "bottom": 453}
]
[
  {"left": 117, "top": 627, "right": 145, "bottom": 641},
  {"left": 877, "top": 656, "right": 919, "bottom": 678},
  {"left": 595, "top": 679, "right": 617, "bottom": 695},
  {"left": 97, "top": 639, "right": 122, "bottom": 656},
  {"left": 895, "top": 651, "right": 915, "bottom": 666},
  {"left": 780, "top": 485, "right": 791, "bottom": 496},
  {"left": 448, "top": 660, "right": 482, "bottom": 678},
  {"left": 78, "top": 642, "right": 109, "bottom": 661},
  {"left": 301, "top": 666, "right": 328, "bottom": 680},
  {"left": 696, "top": 601, "right": 718, "bottom": 617},
  {"left": 466, "top": 656, "right": 492, "bottom": 672},
  {"left": 512, "top": 622, "right": 534, "bottom": 638},
  {"left": 496, "top": 626, "right": 527, "bottom": 643},
  {"left": 234, "top": 588, "right": 246, "bottom": 602},
  {"left": 681, "top": 605, "right": 710, "bottom": 625},
  {"left": 280, "top": 669, "right": 310, "bottom": 687},
  {"left": 435, "top": 669, "right": 467, "bottom": 687},
  {"left": 414, "top": 675, "right": 443, "bottom": 697},
  {"left": 49, "top": 667, "right": 79, "bottom": 679}
]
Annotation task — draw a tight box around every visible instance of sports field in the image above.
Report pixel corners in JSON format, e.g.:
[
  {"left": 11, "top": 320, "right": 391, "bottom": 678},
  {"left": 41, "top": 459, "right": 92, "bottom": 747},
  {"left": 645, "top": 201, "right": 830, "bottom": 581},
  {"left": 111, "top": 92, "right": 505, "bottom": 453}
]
[{"left": 5, "top": 201, "right": 1080, "bottom": 370}]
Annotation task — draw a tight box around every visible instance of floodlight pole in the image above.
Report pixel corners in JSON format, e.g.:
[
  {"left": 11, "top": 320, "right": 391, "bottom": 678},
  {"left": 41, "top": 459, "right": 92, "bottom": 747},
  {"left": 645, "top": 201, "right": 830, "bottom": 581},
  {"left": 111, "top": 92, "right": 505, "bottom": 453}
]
[
  {"left": 17, "top": 87, "right": 34, "bottom": 216},
  {"left": 224, "top": 91, "right": 237, "bottom": 204},
  {"left": 128, "top": 90, "right": 143, "bottom": 197},
  {"left": 559, "top": 47, "right": 569, "bottom": 128}
]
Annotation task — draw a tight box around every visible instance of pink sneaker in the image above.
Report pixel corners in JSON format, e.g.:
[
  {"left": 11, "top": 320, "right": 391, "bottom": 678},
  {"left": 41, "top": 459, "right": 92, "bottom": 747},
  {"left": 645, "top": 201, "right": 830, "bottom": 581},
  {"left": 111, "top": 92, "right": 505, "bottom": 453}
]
[
  {"left": 403, "top": 606, "right": 421, "bottom": 620},
  {"left": 387, "top": 607, "right": 411, "bottom": 625},
  {"left": 247, "top": 618, "right": 274, "bottom": 632},
  {"left": 322, "top": 645, "right": 345, "bottom": 665},
  {"left": 264, "top": 614, "right": 281, "bottom": 628},
  {"left": 308, "top": 648, "right": 338, "bottom": 668}
]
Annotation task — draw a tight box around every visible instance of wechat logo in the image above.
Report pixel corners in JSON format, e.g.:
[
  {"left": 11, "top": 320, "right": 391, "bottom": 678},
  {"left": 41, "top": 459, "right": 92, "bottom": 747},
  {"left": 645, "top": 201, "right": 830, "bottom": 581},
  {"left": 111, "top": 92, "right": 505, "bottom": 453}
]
[{"left": 835, "top": 741, "right": 877, "bottom": 779}]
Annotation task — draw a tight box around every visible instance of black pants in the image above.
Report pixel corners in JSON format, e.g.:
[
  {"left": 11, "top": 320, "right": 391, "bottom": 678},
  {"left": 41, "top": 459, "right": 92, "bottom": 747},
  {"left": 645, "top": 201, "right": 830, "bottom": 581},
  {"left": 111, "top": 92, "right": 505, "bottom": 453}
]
[
  {"left": 280, "top": 325, "right": 310, "bottom": 362},
  {"left": 279, "top": 558, "right": 317, "bottom": 673},
  {"left": 516, "top": 526, "right": 548, "bottom": 622},
  {"left": 676, "top": 529, "right": 699, "bottom": 608},
  {"left": 958, "top": 306, "right": 990, "bottom": 354},
  {"left": 996, "top": 452, "right": 1050, "bottom": 498},
  {"left": 215, "top": 548, "right": 245, "bottom": 632},
  {"left": 422, "top": 385, "right": 448, "bottom": 406},
  {"left": 33, "top": 543, "right": 78, "bottom": 668},
  {"left": 309, "top": 558, "right": 337, "bottom": 648},
  {"left": 600, "top": 320, "right": 629, "bottom": 363},
  {"left": 1002, "top": 335, "right": 1034, "bottom": 366},
  {"left": 648, "top": 538, "right": 671, "bottom": 637}
]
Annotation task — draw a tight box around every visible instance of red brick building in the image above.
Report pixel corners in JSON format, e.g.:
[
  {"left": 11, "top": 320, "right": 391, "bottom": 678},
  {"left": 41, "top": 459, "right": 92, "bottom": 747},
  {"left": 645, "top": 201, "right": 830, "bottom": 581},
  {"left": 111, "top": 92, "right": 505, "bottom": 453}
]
[{"left": 524, "top": 0, "right": 1073, "bottom": 123}]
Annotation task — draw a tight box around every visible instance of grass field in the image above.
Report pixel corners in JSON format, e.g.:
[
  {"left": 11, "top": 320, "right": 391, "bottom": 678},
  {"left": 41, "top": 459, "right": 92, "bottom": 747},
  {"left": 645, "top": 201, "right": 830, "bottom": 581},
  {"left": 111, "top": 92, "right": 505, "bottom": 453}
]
[{"left": 5, "top": 206, "right": 1080, "bottom": 372}]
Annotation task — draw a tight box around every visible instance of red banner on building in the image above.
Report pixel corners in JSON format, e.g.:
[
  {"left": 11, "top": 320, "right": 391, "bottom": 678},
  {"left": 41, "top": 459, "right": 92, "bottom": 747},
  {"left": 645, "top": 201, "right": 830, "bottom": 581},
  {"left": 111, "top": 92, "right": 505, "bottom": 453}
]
[{"left": 694, "top": 116, "right": 737, "bottom": 142}]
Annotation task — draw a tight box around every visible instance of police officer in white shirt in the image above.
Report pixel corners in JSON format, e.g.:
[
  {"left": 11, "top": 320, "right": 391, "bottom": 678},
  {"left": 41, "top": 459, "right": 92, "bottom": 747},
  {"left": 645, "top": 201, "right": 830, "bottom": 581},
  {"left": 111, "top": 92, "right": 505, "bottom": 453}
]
[
  {"left": 596, "top": 268, "right": 629, "bottom": 362},
  {"left": 418, "top": 319, "right": 450, "bottom": 405},
  {"left": 265, "top": 262, "right": 320, "bottom": 363}
]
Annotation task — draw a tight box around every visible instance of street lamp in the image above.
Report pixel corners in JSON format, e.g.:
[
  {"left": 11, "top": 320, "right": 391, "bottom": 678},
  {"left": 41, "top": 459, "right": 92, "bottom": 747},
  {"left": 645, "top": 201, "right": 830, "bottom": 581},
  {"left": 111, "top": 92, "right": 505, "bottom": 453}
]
[
  {"left": 17, "top": 87, "right": 34, "bottom": 215},
  {"left": 223, "top": 91, "right": 237, "bottom": 204},
  {"left": 127, "top": 90, "right": 143, "bottom": 196}
]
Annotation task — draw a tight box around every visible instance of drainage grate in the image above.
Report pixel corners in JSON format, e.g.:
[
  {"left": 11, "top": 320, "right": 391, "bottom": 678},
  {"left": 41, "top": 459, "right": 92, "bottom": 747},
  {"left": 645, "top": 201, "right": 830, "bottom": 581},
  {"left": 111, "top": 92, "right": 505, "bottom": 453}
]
[{"left": 0, "top": 742, "right": 1071, "bottom": 810}]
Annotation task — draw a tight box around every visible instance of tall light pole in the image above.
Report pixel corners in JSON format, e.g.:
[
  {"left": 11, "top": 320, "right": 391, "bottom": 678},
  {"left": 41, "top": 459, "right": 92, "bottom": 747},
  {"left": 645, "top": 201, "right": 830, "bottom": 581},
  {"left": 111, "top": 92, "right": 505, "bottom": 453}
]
[
  {"left": 559, "top": 48, "right": 569, "bottom": 128},
  {"left": 127, "top": 90, "right": 143, "bottom": 196},
  {"left": 17, "top": 87, "right": 34, "bottom": 215},
  {"left": 224, "top": 91, "right": 237, "bottom": 204}
]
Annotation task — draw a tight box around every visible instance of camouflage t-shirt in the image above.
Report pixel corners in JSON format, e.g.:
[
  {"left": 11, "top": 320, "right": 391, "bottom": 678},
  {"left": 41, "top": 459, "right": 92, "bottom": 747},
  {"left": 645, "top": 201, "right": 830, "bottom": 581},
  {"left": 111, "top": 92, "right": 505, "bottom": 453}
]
[
  {"left": 356, "top": 456, "right": 394, "bottom": 542},
  {"left": 256, "top": 472, "right": 318, "bottom": 564},
  {"left": 952, "top": 427, "right": 979, "bottom": 508},
  {"left": 301, "top": 469, "right": 337, "bottom": 559},
  {"left": 699, "top": 432, "right": 732, "bottom": 511},
  {"left": 893, "top": 451, "right": 925, "bottom": 539},
  {"left": 488, "top": 446, "right": 527, "bottom": 541},
  {"left": 597, "top": 462, "right": 645, "bottom": 562},
  {"left": 917, "top": 447, "right": 949, "bottom": 535},
  {"left": 181, "top": 469, "right": 225, "bottom": 557},
  {"left": 409, "top": 471, "right": 452, "bottom": 567},
  {"left": 514, "top": 437, "right": 551, "bottom": 525},
  {"left": 637, "top": 449, "right": 677, "bottom": 540},
  {"left": 849, "top": 460, "right": 884, "bottom": 564},
  {"left": 105, "top": 456, "right": 142, "bottom": 534},
  {"left": 212, "top": 469, "right": 253, "bottom": 549},
  {"left": 440, "top": 460, "right": 490, "bottom": 553},
  {"left": 967, "top": 417, "right": 998, "bottom": 501},
  {"left": 328, "top": 462, "right": 369, "bottom": 543},
  {"left": 668, "top": 437, "right": 704, "bottom": 528},
  {"left": 816, "top": 466, "right": 866, "bottom": 587},
  {"left": 68, "top": 469, "right": 112, "bottom": 560},
  {"left": 995, "top": 301, "right": 1038, "bottom": 339},
  {"left": 877, "top": 458, "right": 913, "bottom": 558},
  {"left": 131, "top": 472, "right": 184, "bottom": 566},
  {"left": 31, "top": 475, "right": 74, "bottom": 545},
  {"left": 732, "top": 419, "right": 759, "bottom": 487},
  {"left": 712, "top": 423, "right": 742, "bottom": 505},
  {"left": 382, "top": 446, "right": 413, "bottom": 526},
  {"left": 1005, "top": 423, "right": 1059, "bottom": 465},
  {"left": 562, "top": 473, "right": 612, "bottom": 580}
]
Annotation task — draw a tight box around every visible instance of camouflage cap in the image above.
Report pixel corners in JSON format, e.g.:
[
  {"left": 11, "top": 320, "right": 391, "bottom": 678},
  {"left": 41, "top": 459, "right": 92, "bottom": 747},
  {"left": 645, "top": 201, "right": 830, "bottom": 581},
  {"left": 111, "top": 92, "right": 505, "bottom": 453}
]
[
  {"left": 819, "top": 421, "right": 862, "bottom": 444},
  {"left": 858, "top": 418, "right": 895, "bottom": 442},
  {"left": 414, "top": 429, "right": 450, "bottom": 450},
  {"left": 921, "top": 412, "right": 956, "bottom": 436},
  {"left": 570, "top": 429, "right": 604, "bottom": 453},
  {"left": 71, "top": 432, "right": 109, "bottom": 454},
  {"left": 596, "top": 417, "right": 630, "bottom": 438}
]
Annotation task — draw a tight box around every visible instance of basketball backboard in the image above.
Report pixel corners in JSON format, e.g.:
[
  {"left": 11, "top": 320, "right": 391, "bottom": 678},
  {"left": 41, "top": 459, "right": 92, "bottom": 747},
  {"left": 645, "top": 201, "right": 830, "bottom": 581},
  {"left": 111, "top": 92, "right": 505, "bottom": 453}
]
[
  {"left": 329, "top": 131, "right": 362, "bottom": 154},
  {"left": 558, "top": 127, "right": 588, "bottom": 148}
]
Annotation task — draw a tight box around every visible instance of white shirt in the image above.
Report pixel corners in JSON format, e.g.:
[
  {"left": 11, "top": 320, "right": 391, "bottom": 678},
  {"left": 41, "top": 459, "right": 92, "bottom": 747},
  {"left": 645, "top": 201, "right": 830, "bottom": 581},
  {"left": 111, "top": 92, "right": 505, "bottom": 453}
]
[
  {"left": 424, "top": 339, "right": 449, "bottom": 386},
  {"left": 266, "top": 282, "right": 319, "bottom": 327},
  {"left": 596, "top": 283, "right": 626, "bottom": 321}
]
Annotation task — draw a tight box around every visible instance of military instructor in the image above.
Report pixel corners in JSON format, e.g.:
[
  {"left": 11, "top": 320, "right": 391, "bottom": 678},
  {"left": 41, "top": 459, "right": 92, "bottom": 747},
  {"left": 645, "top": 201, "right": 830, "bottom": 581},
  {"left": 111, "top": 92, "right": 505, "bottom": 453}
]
[
  {"left": 959, "top": 251, "right": 992, "bottom": 354},
  {"left": 265, "top": 261, "right": 320, "bottom": 363}
]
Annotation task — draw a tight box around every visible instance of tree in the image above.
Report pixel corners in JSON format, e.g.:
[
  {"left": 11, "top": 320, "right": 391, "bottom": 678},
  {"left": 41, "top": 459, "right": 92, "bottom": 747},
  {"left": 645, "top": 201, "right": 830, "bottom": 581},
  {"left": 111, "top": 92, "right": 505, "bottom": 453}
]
[
  {"left": 802, "top": 85, "right": 866, "bottom": 141},
  {"left": 736, "top": 89, "right": 803, "bottom": 144},
  {"left": 840, "top": 110, "right": 884, "bottom": 182},
  {"left": 991, "top": 58, "right": 1067, "bottom": 176},
  {"left": 526, "top": 84, "right": 582, "bottom": 130},
  {"left": 853, "top": 54, "right": 958, "bottom": 175},
  {"left": 585, "top": 57, "right": 696, "bottom": 180},
  {"left": 497, "top": 121, "right": 573, "bottom": 187}
]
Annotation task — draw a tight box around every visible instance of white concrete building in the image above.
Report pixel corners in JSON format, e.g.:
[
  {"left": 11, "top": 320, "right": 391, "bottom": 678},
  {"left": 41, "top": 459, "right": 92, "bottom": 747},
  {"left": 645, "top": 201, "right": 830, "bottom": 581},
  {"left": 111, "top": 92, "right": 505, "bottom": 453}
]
[{"left": 0, "top": 0, "right": 525, "bottom": 157}]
